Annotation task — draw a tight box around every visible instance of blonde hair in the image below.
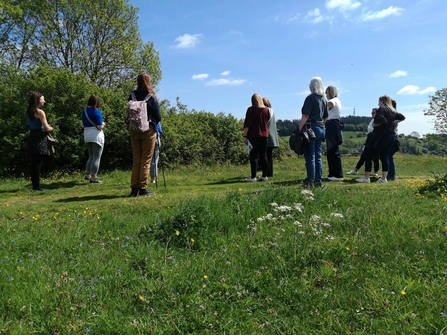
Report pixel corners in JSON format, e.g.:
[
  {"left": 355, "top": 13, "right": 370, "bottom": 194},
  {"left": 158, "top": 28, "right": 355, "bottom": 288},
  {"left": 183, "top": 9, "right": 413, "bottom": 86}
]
[
  {"left": 309, "top": 77, "right": 325, "bottom": 96},
  {"left": 379, "top": 95, "right": 396, "bottom": 113},
  {"left": 262, "top": 97, "right": 271, "bottom": 108},
  {"left": 251, "top": 93, "right": 265, "bottom": 108},
  {"left": 325, "top": 85, "right": 338, "bottom": 100}
]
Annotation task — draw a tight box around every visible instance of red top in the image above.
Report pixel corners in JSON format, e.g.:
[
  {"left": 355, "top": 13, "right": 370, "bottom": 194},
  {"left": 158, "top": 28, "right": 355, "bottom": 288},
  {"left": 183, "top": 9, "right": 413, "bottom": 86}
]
[{"left": 243, "top": 107, "right": 270, "bottom": 138}]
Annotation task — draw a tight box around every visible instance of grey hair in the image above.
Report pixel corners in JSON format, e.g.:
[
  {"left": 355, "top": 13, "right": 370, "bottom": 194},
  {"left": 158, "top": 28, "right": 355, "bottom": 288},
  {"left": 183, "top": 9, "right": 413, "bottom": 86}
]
[{"left": 309, "top": 77, "right": 325, "bottom": 96}]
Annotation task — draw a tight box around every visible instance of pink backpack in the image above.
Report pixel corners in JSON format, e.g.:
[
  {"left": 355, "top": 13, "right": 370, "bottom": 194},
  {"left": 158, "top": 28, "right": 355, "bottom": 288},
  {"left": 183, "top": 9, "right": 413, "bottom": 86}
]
[{"left": 126, "top": 93, "right": 151, "bottom": 132}]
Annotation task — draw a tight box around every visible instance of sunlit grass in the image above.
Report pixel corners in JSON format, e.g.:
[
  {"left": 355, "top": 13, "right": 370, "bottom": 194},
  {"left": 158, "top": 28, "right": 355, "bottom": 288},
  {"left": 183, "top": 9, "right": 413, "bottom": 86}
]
[{"left": 1, "top": 155, "right": 446, "bottom": 334}]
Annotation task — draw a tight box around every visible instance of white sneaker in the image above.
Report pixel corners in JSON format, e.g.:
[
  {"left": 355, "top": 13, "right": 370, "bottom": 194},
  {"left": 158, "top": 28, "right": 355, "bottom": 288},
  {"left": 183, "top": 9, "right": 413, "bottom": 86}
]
[
  {"left": 258, "top": 176, "right": 268, "bottom": 182},
  {"left": 327, "top": 176, "right": 344, "bottom": 181},
  {"left": 376, "top": 178, "right": 388, "bottom": 183},
  {"left": 347, "top": 170, "right": 358, "bottom": 175},
  {"left": 245, "top": 177, "right": 257, "bottom": 182},
  {"left": 356, "top": 177, "right": 370, "bottom": 183}
]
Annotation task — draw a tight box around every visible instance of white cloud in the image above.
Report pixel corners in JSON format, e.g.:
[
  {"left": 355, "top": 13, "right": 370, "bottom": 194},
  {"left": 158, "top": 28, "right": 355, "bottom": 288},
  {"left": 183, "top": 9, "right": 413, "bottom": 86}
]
[
  {"left": 326, "top": 0, "right": 361, "bottom": 12},
  {"left": 221, "top": 71, "right": 230, "bottom": 76},
  {"left": 287, "top": 13, "right": 301, "bottom": 23},
  {"left": 173, "top": 33, "right": 203, "bottom": 49},
  {"left": 305, "top": 8, "right": 325, "bottom": 24},
  {"left": 205, "top": 78, "right": 246, "bottom": 86},
  {"left": 362, "top": 6, "right": 404, "bottom": 21},
  {"left": 191, "top": 74, "right": 209, "bottom": 80},
  {"left": 390, "top": 70, "right": 408, "bottom": 78},
  {"left": 397, "top": 85, "right": 436, "bottom": 95}
]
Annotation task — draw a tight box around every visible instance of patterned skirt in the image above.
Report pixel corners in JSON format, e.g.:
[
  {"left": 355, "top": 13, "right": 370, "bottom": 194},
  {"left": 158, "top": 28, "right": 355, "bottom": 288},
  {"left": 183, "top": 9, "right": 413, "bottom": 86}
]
[{"left": 29, "top": 129, "right": 48, "bottom": 156}]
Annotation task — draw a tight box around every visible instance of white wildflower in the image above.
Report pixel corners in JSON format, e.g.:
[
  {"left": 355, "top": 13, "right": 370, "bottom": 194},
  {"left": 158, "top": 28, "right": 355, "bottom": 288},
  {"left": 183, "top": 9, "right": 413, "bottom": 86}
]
[
  {"left": 293, "top": 221, "right": 302, "bottom": 226},
  {"left": 330, "top": 213, "right": 344, "bottom": 218},
  {"left": 310, "top": 215, "right": 320, "bottom": 222},
  {"left": 301, "top": 190, "right": 314, "bottom": 196},
  {"left": 269, "top": 203, "right": 278, "bottom": 207}
]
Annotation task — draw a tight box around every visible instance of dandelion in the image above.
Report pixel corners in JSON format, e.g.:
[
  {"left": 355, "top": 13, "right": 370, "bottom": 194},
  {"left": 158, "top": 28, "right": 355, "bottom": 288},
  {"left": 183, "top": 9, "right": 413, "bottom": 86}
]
[
  {"left": 400, "top": 290, "right": 406, "bottom": 295},
  {"left": 175, "top": 231, "right": 180, "bottom": 236},
  {"left": 345, "top": 247, "right": 350, "bottom": 250},
  {"left": 204, "top": 275, "right": 208, "bottom": 279},
  {"left": 190, "top": 238, "right": 195, "bottom": 243},
  {"left": 139, "top": 295, "right": 145, "bottom": 301}
]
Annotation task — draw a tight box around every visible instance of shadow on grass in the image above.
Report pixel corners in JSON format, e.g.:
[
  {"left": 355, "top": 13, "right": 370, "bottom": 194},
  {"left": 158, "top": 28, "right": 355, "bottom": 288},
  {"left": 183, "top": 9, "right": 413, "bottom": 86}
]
[
  {"left": 206, "top": 178, "right": 305, "bottom": 187},
  {"left": 55, "top": 195, "right": 124, "bottom": 202}
]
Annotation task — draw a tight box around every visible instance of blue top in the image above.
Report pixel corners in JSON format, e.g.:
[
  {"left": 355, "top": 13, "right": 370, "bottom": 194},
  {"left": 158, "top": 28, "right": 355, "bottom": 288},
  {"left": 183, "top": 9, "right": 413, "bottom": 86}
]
[
  {"left": 82, "top": 107, "right": 103, "bottom": 128},
  {"left": 301, "top": 93, "right": 328, "bottom": 124},
  {"left": 25, "top": 113, "right": 43, "bottom": 130}
]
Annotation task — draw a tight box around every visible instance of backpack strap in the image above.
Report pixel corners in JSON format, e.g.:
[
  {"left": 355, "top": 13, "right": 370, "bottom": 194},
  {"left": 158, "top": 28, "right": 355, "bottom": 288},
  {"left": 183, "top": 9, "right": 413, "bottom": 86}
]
[
  {"left": 83, "top": 108, "right": 97, "bottom": 127},
  {"left": 143, "top": 93, "right": 151, "bottom": 102}
]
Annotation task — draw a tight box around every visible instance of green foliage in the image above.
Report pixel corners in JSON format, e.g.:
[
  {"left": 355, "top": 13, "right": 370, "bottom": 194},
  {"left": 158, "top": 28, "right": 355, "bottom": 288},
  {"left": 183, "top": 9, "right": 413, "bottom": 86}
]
[
  {"left": 424, "top": 88, "right": 447, "bottom": 134},
  {"left": 1, "top": 0, "right": 161, "bottom": 88}
]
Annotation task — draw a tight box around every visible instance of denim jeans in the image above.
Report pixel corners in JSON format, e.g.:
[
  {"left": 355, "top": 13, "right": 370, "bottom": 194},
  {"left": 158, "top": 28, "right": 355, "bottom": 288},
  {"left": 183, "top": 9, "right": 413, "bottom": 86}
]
[
  {"left": 85, "top": 142, "right": 104, "bottom": 177},
  {"left": 303, "top": 124, "right": 325, "bottom": 184}
]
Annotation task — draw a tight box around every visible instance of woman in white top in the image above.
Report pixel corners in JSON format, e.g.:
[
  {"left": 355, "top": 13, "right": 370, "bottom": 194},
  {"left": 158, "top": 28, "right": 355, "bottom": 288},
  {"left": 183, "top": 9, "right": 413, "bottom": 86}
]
[{"left": 324, "top": 85, "right": 344, "bottom": 181}]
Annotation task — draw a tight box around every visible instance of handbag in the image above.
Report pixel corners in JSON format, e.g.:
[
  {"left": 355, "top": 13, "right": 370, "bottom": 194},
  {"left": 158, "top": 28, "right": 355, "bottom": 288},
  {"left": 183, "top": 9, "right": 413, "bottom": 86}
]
[
  {"left": 47, "top": 133, "right": 56, "bottom": 155},
  {"left": 301, "top": 122, "right": 316, "bottom": 143}
]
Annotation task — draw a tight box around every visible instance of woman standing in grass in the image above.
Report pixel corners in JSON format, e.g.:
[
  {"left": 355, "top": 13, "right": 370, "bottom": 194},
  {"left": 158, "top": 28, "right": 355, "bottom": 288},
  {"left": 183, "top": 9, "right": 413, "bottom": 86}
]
[
  {"left": 356, "top": 95, "right": 405, "bottom": 183},
  {"left": 127, "top": 73, "right": 161, "bottom": 196},
  {"left": 242, "top": 93, "right": 270, "bottom": 182},
  {"left": 324, "top": 85, "right": 344, "bottom": 181},
  {"left": 82, "top": 94, "right": 105, "bottom": 184},
  {"left": 298, "top": 77, "right": 328, "bottom": 188},
  {"left": 263, "top": 97, "right": 279, "bottom": 178},
  {"left": 25, "top": 92, "right": 53, "bottom": 191}
]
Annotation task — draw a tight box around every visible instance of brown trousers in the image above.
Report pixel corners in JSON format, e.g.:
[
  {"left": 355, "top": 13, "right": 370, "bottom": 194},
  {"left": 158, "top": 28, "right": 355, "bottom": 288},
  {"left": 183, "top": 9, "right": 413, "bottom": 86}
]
[{"left": 130, "top": 129, "right": 156, "bottom": 189}]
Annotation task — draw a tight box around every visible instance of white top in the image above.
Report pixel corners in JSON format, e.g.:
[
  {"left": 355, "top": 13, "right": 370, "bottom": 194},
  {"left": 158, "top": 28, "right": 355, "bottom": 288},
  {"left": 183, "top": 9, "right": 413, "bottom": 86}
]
[
  {"left": 367, "top": 119, "right": 374, "bottom": 133},
  {"left": 84, "top": 127, "right": 105, "bottom": 148},
  {"left": 327, "top": 97, "right": 342, "bottom": 120}
]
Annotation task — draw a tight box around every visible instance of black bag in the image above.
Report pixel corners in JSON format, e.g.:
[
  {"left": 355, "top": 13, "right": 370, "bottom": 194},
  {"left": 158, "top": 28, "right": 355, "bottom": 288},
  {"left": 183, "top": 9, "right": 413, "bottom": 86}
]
[
  {"left": 301, "top": 123, "right": 316, "bottom": 143},
  {"left": 289, "top": 126, "right": 303, "bottom": 155},
  {"left": 392, "top": 137, "right": 400, "bottom": 154}
]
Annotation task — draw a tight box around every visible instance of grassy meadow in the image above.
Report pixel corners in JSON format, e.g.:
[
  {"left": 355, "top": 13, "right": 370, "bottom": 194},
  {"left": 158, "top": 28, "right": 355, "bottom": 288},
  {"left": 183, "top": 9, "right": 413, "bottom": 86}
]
[{"left": 1, "top": 154, "right": 447, "bottom": 334}]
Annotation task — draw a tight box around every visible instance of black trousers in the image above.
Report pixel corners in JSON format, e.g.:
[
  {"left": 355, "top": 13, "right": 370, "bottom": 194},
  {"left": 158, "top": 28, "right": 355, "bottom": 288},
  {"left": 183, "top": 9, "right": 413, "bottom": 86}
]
[
  {"left": 248, "top": 137, "right": 268, "bottom": 178},
  {"left": 31, "top": 154, "right": 45, "bottom": 190},
  {"left": 326, "top": 145, "right": 343, "bottom": 178}
]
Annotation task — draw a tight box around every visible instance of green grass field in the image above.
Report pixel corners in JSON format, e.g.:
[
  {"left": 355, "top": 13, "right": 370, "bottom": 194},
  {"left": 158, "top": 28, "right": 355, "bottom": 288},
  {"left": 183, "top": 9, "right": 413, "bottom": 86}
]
[{"left": 1, "top": 155, "right": 447, "bottom": 334}]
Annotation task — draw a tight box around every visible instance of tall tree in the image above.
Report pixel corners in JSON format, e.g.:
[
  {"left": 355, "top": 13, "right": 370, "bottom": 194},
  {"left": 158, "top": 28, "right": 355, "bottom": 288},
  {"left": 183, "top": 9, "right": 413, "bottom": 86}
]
[
  {"left": 424, "top": 88, "right": 447, "bottom": 134},
  {"left": 0, "top": 0, "right": 161, "bottom": 88}
]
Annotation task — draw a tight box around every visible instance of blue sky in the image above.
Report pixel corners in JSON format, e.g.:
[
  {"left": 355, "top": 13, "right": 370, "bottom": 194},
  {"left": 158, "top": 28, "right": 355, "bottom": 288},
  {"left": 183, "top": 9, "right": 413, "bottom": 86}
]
[{"left": 130, "top": 0, "right": 447, "bottom": 136}]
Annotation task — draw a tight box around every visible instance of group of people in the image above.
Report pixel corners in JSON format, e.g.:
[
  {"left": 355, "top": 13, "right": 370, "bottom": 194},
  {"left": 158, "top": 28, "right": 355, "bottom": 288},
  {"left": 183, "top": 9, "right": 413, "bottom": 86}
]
[
  {"left": 242, "top": 76, "right": 405, "bottom": 187},
  {"left": 242, "top": 94, "right": 279, "bottom": 182},
  {"left": 26, "top": 74, "right": 405, "bottom": 192},
  {"left": 26, "top": 73, "right": 162, "bottom": 196}
]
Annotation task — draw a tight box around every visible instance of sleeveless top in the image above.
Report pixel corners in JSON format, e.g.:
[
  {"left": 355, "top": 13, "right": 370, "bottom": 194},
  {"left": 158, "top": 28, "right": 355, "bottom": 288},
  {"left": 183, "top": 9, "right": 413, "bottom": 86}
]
[{"left": 26, "top": 113, "right": 43, "bottom": 130}]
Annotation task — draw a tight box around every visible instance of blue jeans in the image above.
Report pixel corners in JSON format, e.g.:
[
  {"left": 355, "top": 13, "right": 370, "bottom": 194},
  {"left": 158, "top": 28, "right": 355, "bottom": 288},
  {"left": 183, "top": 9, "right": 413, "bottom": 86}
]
[{"left": 303, "top": 124, "right": 325, "bottom": 184}]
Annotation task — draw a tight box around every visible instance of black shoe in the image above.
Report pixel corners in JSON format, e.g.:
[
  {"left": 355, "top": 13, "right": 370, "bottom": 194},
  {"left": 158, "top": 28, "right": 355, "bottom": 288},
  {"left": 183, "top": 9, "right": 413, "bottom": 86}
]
[
  {"left": 129, "top": 187, "right": 139, "bottom": 197},
  {"left": 138, "top": 188, "right": 154, "bottom": 197},
  {"left": 90, "top": 178, "right": 103, "bottom": 184}
]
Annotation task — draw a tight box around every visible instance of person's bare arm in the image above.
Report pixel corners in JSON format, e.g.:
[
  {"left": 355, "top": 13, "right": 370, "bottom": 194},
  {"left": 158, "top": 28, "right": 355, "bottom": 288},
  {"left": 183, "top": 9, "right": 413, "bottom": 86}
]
[
  {"left": 298, "top": 114, "right": 310, "bottom": 132},
  {"left": 36, "top": 109, "right": 53, "bottom": 132},
  {"left": 327, "top": 101, "right": 334, "bottom": 111}
]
